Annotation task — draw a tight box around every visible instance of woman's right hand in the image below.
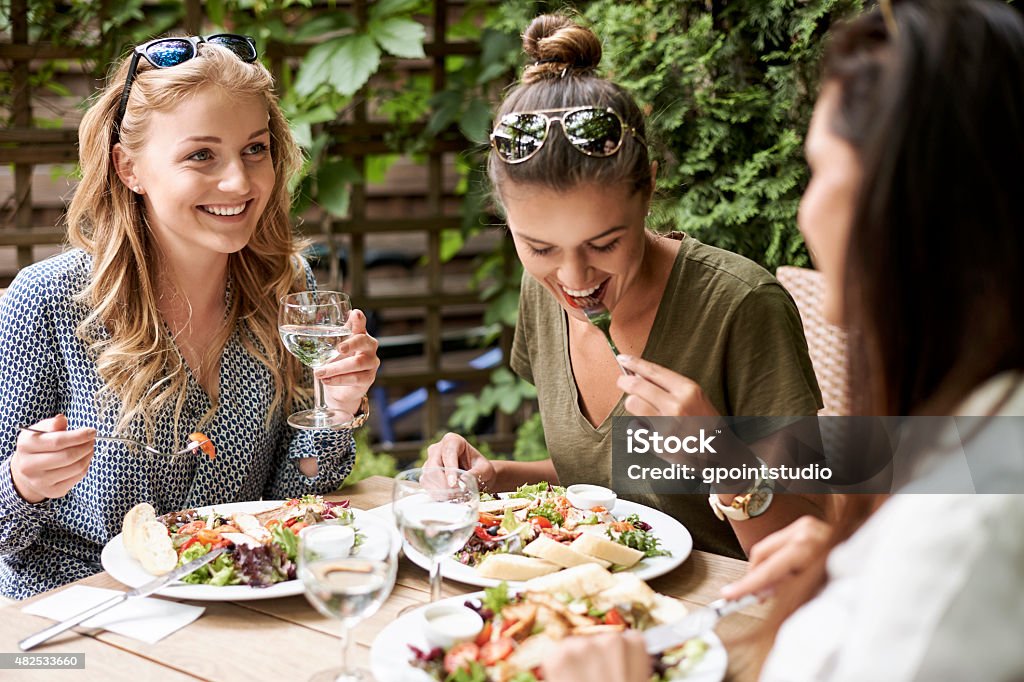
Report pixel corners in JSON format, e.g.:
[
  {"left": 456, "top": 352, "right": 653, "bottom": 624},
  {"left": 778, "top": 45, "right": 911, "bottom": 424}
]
[
  {"left": 720, "top": 515, "right": 832, "bottom": 600},
  {"left": 10, "top": 415, "right": 96, "bottom": 504},
  {"left": 424, "top": 432, "right": 497, "bottom": 491}
]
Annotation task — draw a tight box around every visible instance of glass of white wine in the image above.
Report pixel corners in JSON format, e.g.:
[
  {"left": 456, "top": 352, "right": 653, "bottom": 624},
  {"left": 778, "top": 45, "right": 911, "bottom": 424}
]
[
  {"left": 299, "top": 522, "right": 397, "bottom": 682},
  {"left": 279, "top": 290, "right": 353, "bottom": 430},
  {"left": 393, "top": 467, "right": 479, "bottom": 603}
]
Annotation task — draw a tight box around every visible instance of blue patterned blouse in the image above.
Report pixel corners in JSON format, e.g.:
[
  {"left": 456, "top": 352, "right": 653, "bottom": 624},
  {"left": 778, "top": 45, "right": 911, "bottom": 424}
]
[{"left": 0, "top": 250, "right": 356, "bottom": 599}]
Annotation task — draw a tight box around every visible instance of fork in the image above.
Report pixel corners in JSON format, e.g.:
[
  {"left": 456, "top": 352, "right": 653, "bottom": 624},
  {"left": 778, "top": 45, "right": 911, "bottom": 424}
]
[
  {"left": 578, "top": 297, "right": 633, "bottom": 376},
  {"left": 18, "top": 425, "right": 208, "bottom": 459}
]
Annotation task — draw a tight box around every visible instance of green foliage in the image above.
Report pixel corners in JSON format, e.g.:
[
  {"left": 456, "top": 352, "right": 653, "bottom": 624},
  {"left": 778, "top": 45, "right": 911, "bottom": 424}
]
[
  {"left": 583, "top": 0, "right": 865, "bottom": 270},
  {"left": 513, "top": 412, "right": 548, "bottom": 461},
  {"left": 341, "top": 428, "right": 399, "bottom": 488},
  {"left": 448, "top": 367, "right": 537, "bottom": 433}
]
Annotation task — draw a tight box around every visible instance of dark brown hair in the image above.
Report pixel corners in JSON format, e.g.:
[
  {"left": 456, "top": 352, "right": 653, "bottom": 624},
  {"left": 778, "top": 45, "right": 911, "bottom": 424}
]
[
  {"left": 486, "top": 14, "right": 652, "bottom": 199},
  {"left": 830, "top": 0, "right": 1024, "bottom": 418},
  {"left": 743, "top": 1, "right": 1024, "bottom": 671}
]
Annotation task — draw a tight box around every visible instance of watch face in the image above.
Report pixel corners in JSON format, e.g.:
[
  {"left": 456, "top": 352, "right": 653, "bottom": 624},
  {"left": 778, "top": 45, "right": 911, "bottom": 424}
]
[{"left": 748, "top": 489, "right": 774, "bottom": 517}]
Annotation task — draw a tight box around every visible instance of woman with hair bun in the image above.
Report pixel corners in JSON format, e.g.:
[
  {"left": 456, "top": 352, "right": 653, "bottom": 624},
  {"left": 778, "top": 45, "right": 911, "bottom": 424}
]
[
  {"left": 0, "top": 35, "right": 380, "bottom": 598},
  {"left": 427, "top": 14, "right": 825, "bottom": 558}
]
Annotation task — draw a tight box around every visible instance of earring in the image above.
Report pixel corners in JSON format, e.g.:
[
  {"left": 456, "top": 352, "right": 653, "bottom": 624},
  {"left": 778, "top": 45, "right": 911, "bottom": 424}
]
[{"left": 132, "top": 185, "right": 143, "bottom": 194}]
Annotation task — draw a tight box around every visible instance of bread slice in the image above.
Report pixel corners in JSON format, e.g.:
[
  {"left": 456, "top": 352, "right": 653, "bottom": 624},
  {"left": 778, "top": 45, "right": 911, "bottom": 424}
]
[
  {"left": 477, "top": 553, "right": 560, "bottom": 581},
  {"left": 590, "top": 572, "right": 657, "bottom": 611},
  {"left": 523, "top": 534, "right": 611, "bottom": 569},
  {"left": 478, "top": 497, "right": 533, "bottom": 514},
  {"left": 136, "top": 520, "right": 177, "bottom": 575},
  {"left": 523, "top": 563, "right": 615, "bottom": 599},
  {"left": 122, "top": 502, "right": 157, "bottom": 560},
  {"left": 570, "top": 533, "right": 645, "bottom": 569}
]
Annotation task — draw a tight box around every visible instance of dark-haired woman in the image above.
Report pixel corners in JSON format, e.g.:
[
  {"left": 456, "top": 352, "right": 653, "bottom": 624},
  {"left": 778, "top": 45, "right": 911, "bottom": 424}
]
[
  {"left": 426, "top": 14, "right": 825, "bottom": 558},
  {"left": 545, "top": 1, "right": 1024, "bottom": 680}
]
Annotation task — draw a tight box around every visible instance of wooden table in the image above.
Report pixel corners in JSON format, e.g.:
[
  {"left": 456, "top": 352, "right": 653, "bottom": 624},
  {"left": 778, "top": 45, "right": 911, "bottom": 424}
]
[{"left": 0, "top": 476, "right": 766, "bottom": 681}]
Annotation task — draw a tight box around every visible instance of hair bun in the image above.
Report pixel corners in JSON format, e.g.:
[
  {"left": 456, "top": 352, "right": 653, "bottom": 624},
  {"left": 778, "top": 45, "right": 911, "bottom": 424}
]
[{"left": 522, "top": 14, "right": 601, "bottom": 83}]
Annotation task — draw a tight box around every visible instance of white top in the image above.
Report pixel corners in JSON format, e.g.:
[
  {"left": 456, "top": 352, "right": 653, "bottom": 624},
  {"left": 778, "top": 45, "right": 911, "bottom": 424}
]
[{"left": 761, "top": 373, "right": 1024, "bottom": 682}]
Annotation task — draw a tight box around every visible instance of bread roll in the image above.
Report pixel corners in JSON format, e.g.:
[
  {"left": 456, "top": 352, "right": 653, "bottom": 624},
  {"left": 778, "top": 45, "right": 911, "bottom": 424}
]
[
  {"left": 523, "top": 535, "right": 611, "bottom": 569},
  {"left": 477, "top": 553, "right": 560, "bottom": 581},
  {"left": 570, "top": 533, "right": 645, "bottom": 568}
]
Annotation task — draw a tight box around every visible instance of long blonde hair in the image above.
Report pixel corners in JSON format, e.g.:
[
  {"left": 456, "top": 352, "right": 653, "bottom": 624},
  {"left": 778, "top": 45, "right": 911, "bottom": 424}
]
[{"left": 67, "top": 41, "right": 309, "bottom": 443}]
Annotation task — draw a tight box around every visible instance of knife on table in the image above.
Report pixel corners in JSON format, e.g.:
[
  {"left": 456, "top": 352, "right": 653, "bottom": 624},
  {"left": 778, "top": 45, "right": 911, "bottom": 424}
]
[
  {"left": 19, "top": 546, "right": 228, "bottom": 651},
  {"left": 643, "top": 593, "right": 761, "bottom": 654}
]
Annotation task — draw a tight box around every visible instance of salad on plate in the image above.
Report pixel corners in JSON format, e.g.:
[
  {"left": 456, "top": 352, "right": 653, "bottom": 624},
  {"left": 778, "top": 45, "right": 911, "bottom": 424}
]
[
  {"left": 457, "top": 482, "right": 671, "bottom": 582},
  {"left": 408, "top": 564, "right": 709, "bottom": 682},
  {"left": 120, "top": 494, "right": 360, "bottom": 587}
]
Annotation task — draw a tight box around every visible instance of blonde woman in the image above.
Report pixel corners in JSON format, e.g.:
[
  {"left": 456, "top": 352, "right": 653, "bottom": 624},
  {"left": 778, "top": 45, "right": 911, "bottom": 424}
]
[{"left": 0, "top": 35, "right": 379, "bottom": 599}]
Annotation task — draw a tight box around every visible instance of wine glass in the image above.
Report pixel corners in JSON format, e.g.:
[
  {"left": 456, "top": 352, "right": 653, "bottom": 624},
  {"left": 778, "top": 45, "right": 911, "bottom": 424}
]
[
  {"left": 299, "top": 521, "right": 397, "bottom": 682},
  {"left": 279, "top": 290, "right": 353, "bottom": 429},
  {"left": 393, "top": 467, "right": 479, "bottom": 603}
]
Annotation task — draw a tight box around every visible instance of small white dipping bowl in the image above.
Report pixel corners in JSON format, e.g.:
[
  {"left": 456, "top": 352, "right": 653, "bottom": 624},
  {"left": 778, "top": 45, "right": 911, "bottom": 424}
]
[
  {"left": 422, "top": 604, "right": 484, "bottom": 649},
  {"left": 566, "top": 483, "right": 617, "bottom": 512}
]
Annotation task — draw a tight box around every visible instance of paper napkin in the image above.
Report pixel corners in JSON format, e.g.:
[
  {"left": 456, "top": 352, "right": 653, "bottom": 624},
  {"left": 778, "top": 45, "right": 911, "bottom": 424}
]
[{"left": 23, "top": 585, "right": 205, "bottom": 645}]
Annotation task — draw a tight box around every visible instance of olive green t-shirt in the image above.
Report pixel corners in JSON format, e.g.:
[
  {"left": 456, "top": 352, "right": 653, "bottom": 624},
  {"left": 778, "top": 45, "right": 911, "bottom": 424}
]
[{"left": 510, "top": 233, "right": 823, "bottom": 558}]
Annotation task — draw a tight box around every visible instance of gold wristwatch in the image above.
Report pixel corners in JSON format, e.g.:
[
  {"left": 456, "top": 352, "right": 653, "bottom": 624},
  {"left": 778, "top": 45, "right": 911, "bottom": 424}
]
[{"left": 708, "top": 459, "right": 774, "bottom": 521}]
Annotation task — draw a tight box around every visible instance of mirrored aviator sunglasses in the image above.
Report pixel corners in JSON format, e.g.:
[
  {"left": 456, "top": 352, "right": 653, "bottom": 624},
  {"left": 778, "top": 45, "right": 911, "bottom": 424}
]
[
  {"left": 112, "top": 34, "right": 258, "bottom": 143},
  {"left": 489, "top": 106, "right": 642, "bottom": 164}
]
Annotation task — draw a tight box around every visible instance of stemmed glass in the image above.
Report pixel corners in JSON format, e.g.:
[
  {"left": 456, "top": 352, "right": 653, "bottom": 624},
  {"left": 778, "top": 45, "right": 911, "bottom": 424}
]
[
  {"left": 279, "top": 290, "right": 353, "bottom": 429},
  {"left": 299, "top": 521, "right": 397, "bottom": 682},
  {"left": 393, "top": 467, "right": 479, "bottom": 603}
]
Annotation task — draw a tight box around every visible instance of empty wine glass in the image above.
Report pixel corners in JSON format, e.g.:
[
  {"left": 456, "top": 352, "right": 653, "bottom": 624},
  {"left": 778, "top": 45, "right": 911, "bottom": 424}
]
[
  {"left": 279, "top": 290, "right": 353, "bottom": 429},
  {"left": 299, "top": 520, "right": 397, "bottom": 682},
  {"left": 393, "top": 467, "right": 479, "bottom": 603}
]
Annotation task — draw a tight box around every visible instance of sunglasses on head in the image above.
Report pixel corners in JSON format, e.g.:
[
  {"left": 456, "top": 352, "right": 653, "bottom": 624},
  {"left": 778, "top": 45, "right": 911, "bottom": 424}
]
[
  {"left": 489, "top": 106, "right": 644, "bottom": 164},
  {"left": 112, "top": 34, "right": 258, "bottom": 144}
]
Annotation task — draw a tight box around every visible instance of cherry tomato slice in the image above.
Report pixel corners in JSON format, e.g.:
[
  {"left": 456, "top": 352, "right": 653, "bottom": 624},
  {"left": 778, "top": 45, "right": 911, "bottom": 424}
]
[
  {"left": 443, "top": 642, "right": 479, "bottom": 675},
  {"left": 474, "top": 526, "right": 494, "bottom": 542},
  {"left": 529, "top": 516, "right": 552, "bottom": 529},
  {"left": 603, "top": 608, "right": 626, "bottom": 626},
  {"left": 480, "top": 637, "right": 514, "bottom": 665}
]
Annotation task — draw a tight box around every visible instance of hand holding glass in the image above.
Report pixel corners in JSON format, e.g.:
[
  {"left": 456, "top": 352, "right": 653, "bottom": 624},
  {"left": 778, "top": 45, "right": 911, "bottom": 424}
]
[
  {"left": 393, "top": 467, "right": 479, "bottom": 602},
  {"left": 279, "top": 291, "right": 353, "bottom": 429},
  {"left": 299, "top": 522, "right": 397, "bottom": 682}
]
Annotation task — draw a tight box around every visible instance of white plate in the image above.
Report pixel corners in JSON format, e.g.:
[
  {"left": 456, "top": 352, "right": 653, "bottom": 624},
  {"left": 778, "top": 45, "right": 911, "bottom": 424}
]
[
  {"left": 402, "top": 499, "right": 692, "bottom": 588},
  {"left": 101, "top": 500, "right": 398, "bottom": 601},
  {"left": 369, "top": 591, "right": 727, "bottom": 682}
]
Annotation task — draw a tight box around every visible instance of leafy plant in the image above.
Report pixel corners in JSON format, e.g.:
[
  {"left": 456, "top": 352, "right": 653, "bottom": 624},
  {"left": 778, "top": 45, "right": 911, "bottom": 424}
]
[
  {"left": 448, "top": 367, "right": 537, "bottom": 434},
  {"left": 341, "top": 428, "right": 399, "bottom": 488},
  {"left": 584, "top": 0, "right": 865, "bottom": 270}
]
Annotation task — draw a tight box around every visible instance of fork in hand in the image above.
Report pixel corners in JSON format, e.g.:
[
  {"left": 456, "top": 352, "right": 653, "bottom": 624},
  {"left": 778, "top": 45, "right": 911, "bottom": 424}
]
[
  {"left": 577, "top": 296, "right": 633, "bottom": 376},
  {"left": 18, "top": 425, "right": 213, "bottom": 459}
]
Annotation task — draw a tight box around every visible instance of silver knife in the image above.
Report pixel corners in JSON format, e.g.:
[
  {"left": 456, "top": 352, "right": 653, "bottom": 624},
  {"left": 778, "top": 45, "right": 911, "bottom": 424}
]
[
  {"left": 643, "top": 593, "right": 760, "bottom": 654},
  {"left": 19, "top": 546, "right": 228, "bottom": 651}
]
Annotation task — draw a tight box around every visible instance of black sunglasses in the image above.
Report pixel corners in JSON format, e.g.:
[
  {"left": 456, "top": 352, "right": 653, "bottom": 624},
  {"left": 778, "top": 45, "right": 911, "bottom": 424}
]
[
  {"left": 112, "top": 34, "right": 258, "bottom": 144},
  {"left": 489, "top": 106, "right": 644, "bottom": 164}
]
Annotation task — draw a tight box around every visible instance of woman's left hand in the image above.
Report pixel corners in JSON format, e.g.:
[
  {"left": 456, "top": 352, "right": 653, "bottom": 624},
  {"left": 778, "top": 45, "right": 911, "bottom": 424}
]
[
  {"left": 616, "top": 354, "right": 719, "bottom": 417},
  {"left": 316, "top": 309, "right": 380, "bottom": 418},
  {"left": 540, "top": 632, "right": 651, "bottom": 682}
]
